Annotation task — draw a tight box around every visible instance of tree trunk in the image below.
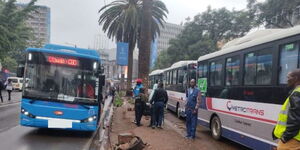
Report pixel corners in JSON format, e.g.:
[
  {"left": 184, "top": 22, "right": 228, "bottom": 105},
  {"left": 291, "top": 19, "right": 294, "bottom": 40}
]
[
  {"left": 126, "top": 42, "right": 134, "bottom": 91},
  {"left": 138, "top": 0, "right": 153, "bottom": 91}
]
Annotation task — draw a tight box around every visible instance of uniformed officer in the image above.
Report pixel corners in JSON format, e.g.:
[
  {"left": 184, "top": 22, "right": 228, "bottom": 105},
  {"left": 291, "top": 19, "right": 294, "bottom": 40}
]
[
  {"left": 273, "top": 69, "right": 300, "bottom": 150},
  {"left": 185, "top": 79, "right": 201, "bottom": 139}
]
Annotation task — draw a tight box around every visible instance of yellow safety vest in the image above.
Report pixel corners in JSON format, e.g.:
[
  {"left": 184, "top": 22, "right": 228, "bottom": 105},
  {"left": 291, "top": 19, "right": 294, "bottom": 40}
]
[{"left": 273, "top": 87, "right": 300, "bottom": 141}]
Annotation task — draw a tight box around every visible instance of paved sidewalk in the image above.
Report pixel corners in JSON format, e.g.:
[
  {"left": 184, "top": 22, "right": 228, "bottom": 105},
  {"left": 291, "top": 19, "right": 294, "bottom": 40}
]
[{"left": 0, "top": 91, "right": 21, "bottom": 105}]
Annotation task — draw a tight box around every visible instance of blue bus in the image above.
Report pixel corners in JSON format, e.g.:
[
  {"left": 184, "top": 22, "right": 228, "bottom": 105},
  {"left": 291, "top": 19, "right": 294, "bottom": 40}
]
[{"left": 19, "top": 44, "right": 105, "bottom": 131}]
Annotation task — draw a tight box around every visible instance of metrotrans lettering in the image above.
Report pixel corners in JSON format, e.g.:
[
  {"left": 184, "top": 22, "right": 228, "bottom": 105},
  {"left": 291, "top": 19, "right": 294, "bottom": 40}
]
[{"left": 226, "top": 101, "right": 264, "bottom": 116}]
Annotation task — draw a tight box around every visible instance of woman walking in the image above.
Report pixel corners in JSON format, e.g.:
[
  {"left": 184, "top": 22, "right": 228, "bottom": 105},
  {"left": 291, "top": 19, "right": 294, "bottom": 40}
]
[{"left": 5, "top": 79, "right": 13, "bottom": 101}]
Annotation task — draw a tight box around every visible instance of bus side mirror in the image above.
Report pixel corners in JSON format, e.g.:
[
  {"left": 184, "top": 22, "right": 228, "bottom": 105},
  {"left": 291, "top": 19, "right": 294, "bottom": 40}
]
[
  {"left": 99, "top": 75, "right": 105, "bottom": 86},
  {"left": 99, "top": 65, "right": 105, "bottom": 74},
  {"left": 17, "top": 66, "right": 24, "bottom": 77}
]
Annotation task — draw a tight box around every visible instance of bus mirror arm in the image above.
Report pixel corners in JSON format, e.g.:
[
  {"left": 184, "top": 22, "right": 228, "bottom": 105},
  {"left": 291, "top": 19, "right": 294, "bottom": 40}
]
[{"left": 17, "top": 65, "right": 25, "bottom": 77}]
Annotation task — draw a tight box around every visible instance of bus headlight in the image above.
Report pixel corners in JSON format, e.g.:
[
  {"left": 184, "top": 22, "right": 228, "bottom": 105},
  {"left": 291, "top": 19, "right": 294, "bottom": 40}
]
[
  {"left": 21, "top": 108, "right": 35, "bottom": 118},
  {"left": 88, "top": 117, "right": 93, "bottom": 122},
  {"left": 81, "top": 115, "right": 97, "bottom": 123}
]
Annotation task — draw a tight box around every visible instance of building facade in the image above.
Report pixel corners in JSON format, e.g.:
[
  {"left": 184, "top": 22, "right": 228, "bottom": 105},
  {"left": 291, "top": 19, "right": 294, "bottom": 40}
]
[
  {"left": 157, "top": 22, "right": 184, "bottom": 53},
  {"left": 17, "top": 4, "right": 51, "bottom": 46}
]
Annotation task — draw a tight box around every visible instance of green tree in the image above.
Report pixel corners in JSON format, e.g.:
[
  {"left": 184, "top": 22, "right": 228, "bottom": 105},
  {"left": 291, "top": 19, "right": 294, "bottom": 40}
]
[
  {"left": 248, "top": 0, "right": 300, "bottom": 28},
  {"left": 154, "top": 7, "right": 255, "bottom": 69},
  {"left": 0, "top": 0, "right": 37, "bottom": 69},
  {"left": 2, "top": 56, "right": 17, "bottom": 73},
  {"left": 98, "top": 0, "right": 168, "bottom": 90}
]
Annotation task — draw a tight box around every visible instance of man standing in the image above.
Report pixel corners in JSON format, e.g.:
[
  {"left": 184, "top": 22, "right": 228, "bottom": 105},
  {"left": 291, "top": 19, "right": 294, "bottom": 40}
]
[
  {"left": 185, "top": 79, "right": 201, "bottom": 139},
  {"left": 148, "top": 80, "right": 159, "bottom": 127},
  {"left": 133, "top": 79, "right": 143, "bottom": 97},
  {"left": 273, "top": 69, "right": 300, "bottom": 150},
  {"left": 150, "top": 82, "right": 168, "bottom": 129}
]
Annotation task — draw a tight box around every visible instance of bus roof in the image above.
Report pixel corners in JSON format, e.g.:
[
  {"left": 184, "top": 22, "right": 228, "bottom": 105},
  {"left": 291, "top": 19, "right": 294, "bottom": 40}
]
[
  {"left": 26, "top": 44, "right": 101, "bottom": 61},
  {"left": 165, "top": 60, "right": 197, "bottom": 71},
  {"left": 198, "top": 25, "right": 300, "bottom": 62},
  {"left": 149, "top": 69, "right": 165, "bottom": 76}
]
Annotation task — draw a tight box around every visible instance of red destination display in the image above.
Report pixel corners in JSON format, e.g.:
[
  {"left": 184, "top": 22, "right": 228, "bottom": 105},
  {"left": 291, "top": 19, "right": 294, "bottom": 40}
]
[{"left": 47, "top": 56, "right": 78, "bottom": 66}]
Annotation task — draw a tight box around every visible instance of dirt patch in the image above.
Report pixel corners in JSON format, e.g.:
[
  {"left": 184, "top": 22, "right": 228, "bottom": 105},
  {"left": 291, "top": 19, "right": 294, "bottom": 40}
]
[{"left": 109, "top": 100, "right": 214, "bottom": 150}]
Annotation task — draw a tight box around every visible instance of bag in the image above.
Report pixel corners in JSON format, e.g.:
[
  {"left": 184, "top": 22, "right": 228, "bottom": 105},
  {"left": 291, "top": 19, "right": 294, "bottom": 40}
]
[{"left": 6, "top": 83, "right": 12, "bottom": 91}]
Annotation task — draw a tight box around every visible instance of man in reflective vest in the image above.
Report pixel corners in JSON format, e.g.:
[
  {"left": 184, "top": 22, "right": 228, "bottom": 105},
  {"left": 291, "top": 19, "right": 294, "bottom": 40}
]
[{"left": 273, "top": 69, "right": 300, "bottom": 150}]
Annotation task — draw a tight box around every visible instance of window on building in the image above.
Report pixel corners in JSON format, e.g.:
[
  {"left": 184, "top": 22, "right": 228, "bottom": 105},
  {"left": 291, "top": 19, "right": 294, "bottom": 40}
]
[
  {"left": 225, "top": 56, "right": 240, "bottom": 86},
  {"left": 210, "top": 60, "right": 223, "bottom": 86},
  {"left": 279, "top": 42, "right": 299, "bottom": 84}
]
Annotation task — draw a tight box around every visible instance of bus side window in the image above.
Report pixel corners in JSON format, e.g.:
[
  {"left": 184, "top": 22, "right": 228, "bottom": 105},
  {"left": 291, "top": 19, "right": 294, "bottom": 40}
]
[
  {"left": 210, "top": 60, "right": 223, "bottom": 86},
  {"left": 279, "top": 42, "right": 299, "bottom": 84},
  {"left": 225, "top": 56, "right": 240, "bottom": 86},
  {"left": 244, "top": 50, "right": 273, "bottom": 85}
]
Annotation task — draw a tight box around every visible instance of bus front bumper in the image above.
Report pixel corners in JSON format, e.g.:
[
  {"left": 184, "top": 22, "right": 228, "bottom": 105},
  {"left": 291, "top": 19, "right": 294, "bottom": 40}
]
[{"left": 20, "top": 114, "right": 97, "bottom": 131}]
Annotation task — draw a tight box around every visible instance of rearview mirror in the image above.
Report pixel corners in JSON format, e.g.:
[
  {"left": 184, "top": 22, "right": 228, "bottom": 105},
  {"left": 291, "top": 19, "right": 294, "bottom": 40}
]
[
  {"left": 99, "top": 74, "right": 105, "bottom": 86},
  {"left": 17, "top": 65, "right": 25, "bottom": 77}
]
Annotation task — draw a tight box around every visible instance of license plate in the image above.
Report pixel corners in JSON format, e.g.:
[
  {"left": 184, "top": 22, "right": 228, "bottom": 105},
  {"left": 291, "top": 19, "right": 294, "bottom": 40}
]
[{"left": 48, "top": 119, "right": 72, "bottom": 128}]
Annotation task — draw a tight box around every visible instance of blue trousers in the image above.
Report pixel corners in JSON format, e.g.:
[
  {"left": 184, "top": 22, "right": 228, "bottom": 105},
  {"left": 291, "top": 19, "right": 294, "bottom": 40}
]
[
  {"left": 152, "top": 101, "right": 164, "bottom": 126},
  {"left": 186, "top": 109, "right": 198, "bottom": 138}
]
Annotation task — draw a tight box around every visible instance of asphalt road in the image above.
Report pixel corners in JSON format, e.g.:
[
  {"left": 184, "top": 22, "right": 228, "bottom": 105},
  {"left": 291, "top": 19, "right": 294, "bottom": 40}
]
[{"left": 0, "top": 92, "right": 95, "bottom": 150}]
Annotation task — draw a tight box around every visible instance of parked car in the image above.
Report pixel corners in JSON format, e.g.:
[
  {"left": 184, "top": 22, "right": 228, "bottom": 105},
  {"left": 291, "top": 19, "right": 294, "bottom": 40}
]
[{"left": 7, "top": 77, "right": 24, "bottom": 91}]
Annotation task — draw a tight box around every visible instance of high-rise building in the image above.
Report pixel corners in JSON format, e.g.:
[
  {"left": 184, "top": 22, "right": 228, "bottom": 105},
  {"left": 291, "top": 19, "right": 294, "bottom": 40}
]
[
  {"left": 157, "top": 22, "right": 184, "bottom": 53},
  {"left": 17, "top": 4, "right": 51, "bottom": 46}
]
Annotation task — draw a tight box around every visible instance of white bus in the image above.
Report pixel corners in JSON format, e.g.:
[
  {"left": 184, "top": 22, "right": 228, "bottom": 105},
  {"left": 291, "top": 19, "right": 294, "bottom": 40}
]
[
  {"left": 196, "top": 25, "right": 300, "bottom": 149},
  {"left": 163, "top": 61, "right": 197, "bottom": 118}
]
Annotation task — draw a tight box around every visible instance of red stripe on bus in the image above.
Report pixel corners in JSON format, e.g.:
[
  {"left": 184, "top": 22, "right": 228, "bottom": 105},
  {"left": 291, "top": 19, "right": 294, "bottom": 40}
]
[{"left": 206, "top": 97, "right": 277, "bottom": 124}]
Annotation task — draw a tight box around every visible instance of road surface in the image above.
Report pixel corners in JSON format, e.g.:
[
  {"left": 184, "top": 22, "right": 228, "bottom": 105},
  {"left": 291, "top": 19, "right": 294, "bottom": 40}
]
[{"left": 0, "top": 92, "right": 94, "bottom": 150}]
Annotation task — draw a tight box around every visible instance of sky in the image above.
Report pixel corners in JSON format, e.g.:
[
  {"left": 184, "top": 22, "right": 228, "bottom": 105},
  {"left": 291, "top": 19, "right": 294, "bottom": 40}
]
[{"left": 17, "top": 0, "right": 264, "bottom": 49}]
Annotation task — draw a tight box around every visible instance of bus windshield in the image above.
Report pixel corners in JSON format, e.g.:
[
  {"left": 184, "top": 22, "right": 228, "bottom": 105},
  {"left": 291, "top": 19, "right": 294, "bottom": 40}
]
[{"left": 23, "top": 52, "right": 99, "bottom": 104}]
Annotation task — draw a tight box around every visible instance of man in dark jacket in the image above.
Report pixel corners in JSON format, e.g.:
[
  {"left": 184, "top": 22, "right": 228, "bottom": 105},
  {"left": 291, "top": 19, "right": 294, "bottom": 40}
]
[
  {"left": 273, "top": 69, "right": 300, "bottom": 149},
  {"left": 150, "top": 82, "right": 168, "bottom": 129}
]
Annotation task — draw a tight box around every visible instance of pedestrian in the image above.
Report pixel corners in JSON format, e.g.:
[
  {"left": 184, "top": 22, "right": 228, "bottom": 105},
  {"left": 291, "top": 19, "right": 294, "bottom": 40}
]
[
  {"left": 135, "top": 88, "right": 147, "bottom": 126},
  {"left": 148, "top": 80, "right": 159, "bottom": 127},
  {"left": 0, "top": 80, "right": 4, "bottom": 103},
  {"left": 150, "top": 82, "right": 168, "bottom": 129},
  {"left": 185, "top": 79, "right": 201, "bottom": 139},
  {"left": 5, "top": 79, "right": 13, "bottom": 101},
  {"left": 109, "top": 86, "right": 116, "bottom": 102},
  {"left": 132, "top": 79, "right": 144, "bottom": 124},
  {"left": 133, "top": 79, "right": 143, "bottom": 97},
  {"left": 273, "top": 69, "right": 300, "bottom": 150}
]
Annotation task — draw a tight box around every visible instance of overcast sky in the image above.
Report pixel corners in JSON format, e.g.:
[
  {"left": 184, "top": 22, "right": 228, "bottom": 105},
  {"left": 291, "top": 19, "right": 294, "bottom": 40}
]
[{"left": 18, "top": 0, "right": 264, "bottom": 49}]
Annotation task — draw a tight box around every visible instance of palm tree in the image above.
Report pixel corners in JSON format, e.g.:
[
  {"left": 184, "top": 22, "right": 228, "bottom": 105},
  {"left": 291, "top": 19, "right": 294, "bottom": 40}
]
[
  {"left": 99, "top": 0, "right": 140, "bottom": 91},
  {"left": 138, "top": 0, "right": 152, "bottom": 90},
  {"left": 98, "top": 0, "right": 168, "bottom": 91}
]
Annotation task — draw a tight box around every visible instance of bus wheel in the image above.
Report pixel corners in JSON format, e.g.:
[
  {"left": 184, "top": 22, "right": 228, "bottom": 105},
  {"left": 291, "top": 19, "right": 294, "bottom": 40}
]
[
  {"left": 211, "top": 116, "right": 222, "bottom": 140},
  {"left": 176, "top": 104, "right": 181, "bottom": 118}
]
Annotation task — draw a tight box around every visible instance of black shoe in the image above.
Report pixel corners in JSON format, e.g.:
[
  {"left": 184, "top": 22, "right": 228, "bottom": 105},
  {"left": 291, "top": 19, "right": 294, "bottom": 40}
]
[{"left": 152, "top": 126, "right": 155, "bottom": 129}]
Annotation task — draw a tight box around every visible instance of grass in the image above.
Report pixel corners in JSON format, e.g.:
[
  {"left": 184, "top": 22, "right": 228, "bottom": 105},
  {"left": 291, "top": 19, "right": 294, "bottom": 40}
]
[{"left": 113, "top": 92, "right": 123, "bottom": 107}]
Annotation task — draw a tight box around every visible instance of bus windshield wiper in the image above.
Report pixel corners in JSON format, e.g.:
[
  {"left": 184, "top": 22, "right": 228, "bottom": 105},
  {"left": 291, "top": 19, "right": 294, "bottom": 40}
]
[{"left": 79, "top": 104, "right": 90, "bottom": 110}]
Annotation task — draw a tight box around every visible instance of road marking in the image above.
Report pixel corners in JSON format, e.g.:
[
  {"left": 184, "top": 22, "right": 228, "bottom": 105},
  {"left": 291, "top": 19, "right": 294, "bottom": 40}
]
[{"left": 0, "top": 102, "right": 20, "bottom": 108}]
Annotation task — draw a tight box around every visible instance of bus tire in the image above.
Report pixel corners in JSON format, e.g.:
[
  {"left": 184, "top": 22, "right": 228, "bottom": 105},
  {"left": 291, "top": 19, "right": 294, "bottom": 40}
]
[
  {"left": 210, "top": 116, "right": 222, "bottom": 140},
  {"left": 176, "top": 104, "right": 181, "bottom": 118}
]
